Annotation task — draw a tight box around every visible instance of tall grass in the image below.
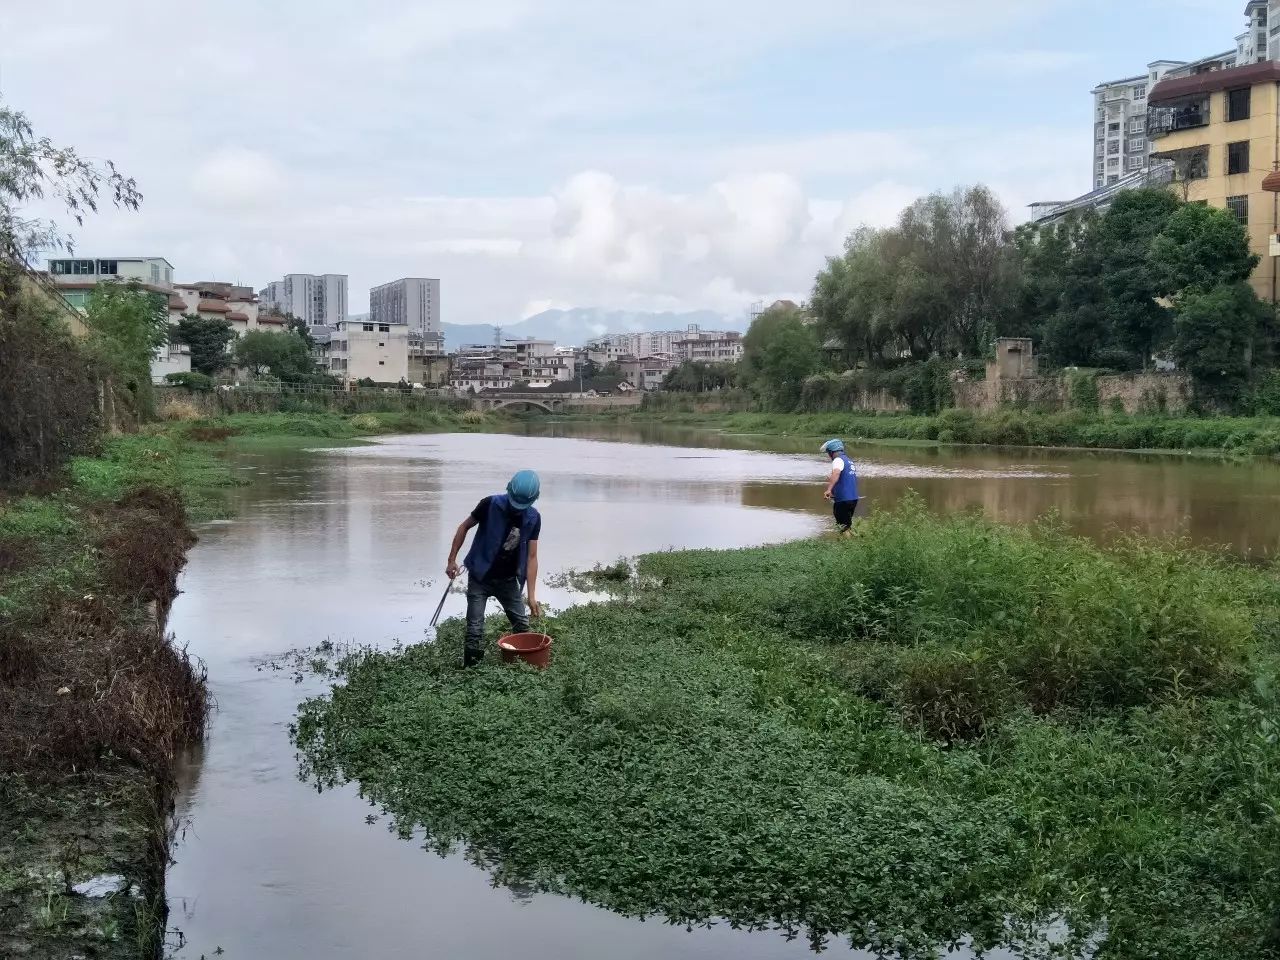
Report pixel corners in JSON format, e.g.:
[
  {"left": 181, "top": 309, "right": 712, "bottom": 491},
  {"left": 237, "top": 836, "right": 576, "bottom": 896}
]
[{"left": 590, "top": 408, "right": 1280, "bottom": 454}]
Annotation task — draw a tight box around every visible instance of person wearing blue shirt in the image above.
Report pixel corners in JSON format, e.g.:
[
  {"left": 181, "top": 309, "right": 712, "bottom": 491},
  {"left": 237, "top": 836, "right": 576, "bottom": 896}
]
[
  {"left": 821, "top": 439, "right": 859, "bottom": 533},
  {"left": 446, "top": 470, "right": 542, "bottom": 667}
]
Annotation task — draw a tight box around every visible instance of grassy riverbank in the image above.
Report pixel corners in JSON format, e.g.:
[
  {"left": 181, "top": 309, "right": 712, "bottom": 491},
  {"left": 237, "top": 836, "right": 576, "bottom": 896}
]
[
  {"left": 569, "top": 407, "right": 1280, "bottom": 456},
  {"left": 0, "top": 407, "right": 504, "bottom": 957},
  {"left": 296, "top": 499, "right": 1280, "bottom": 959},
  {"left": 0, "top": 432, "right": 234, "bottom": 958}
]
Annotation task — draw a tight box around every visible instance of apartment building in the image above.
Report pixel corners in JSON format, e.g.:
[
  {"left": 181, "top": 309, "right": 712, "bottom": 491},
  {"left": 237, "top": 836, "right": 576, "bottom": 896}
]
[
  {"left": 507, "top": 338, "right": 575, "bottom": 382},
  {"left": 259, "top": 273, "right": 347, "bottom": 327},
  {"left": 1148, "top": 59, "right": 1280, "bottom": 305},
  {"left": 587, "top": 325, "right": 727, "bottom": 358},
  {"left": 325, "top": 318, "right": 409, "bottom": 384},
  {"left": 370, "top": 278, "right": 443, "bottom": 350},
  {"left": 171, "top": 281, "right": 263, "bottom": 335},
  {"left": 675, "top": 332, "right": 743, "bottom": 363}
]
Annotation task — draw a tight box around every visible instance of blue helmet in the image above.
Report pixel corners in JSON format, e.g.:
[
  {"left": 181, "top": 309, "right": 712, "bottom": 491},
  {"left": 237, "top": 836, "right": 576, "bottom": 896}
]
[
  {"left": 821, "top": 439, "right": 845, "bottom": 455},
  {"left": 506, "top": 470, "right": 541, "bottom": 510}
]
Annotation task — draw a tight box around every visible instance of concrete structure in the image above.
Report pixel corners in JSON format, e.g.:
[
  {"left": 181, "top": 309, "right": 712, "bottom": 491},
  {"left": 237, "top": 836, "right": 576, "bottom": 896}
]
[
  {"left": 171, "top": 281, "right": 263, "bottom": 336},
  {"left": 370, "top": 278, "right": 442, "bottom": 350},
  {"left": 1148, "top": 58, "right": 1280, "bottom": 304},
  {"left": 259, "top": 273, "right": 347, "bottom": 327},
  {"left": 675, "top": 330, "right": 744, "bottom": 363},
  {"left": 408, "top": 332, "right": 449, "bottom": 386},
  {"left": 326, "top": 318, "right": 409, "bottom": 384},
  {"left": 47, "top": 256, "right": 174, "bottom": 298},
  {"left": 586, "top": 324, "right": 743, "bottom": 359},
  {"left": 507, "top": 338, "right": 575, "bottom": 382},
  {"left": 988, "top": 338, "right": 1039, "bottom": 382},
  {"left": 620, "top": 354, "right": 678, "bottom": 391}
]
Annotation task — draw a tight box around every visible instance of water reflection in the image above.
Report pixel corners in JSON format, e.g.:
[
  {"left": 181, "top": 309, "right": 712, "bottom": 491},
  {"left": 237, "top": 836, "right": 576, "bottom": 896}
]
[{"left": 164, "top": 427, "right": 1279, "bottom": 960}]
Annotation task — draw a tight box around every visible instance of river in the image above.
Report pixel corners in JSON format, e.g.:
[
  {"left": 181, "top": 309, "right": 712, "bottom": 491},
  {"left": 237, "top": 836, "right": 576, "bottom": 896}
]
[{"left": 163, "top": 424, "right": 1280, "bottom": 959}]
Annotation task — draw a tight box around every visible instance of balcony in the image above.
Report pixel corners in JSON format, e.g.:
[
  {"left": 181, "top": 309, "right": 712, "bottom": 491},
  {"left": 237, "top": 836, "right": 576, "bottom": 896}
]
[{"left": 1147, "top": 99, "right": 1210, "bottom": 139}]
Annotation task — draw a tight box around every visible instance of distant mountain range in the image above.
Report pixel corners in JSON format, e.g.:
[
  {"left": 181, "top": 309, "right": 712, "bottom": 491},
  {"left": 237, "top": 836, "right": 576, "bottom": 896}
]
[{"left": 441, "top": 308, "right": 735, "bottom": 352}]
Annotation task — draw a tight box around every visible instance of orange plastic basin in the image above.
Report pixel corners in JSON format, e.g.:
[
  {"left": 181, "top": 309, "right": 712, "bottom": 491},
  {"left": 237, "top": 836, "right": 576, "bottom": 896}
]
[{"left": 498, "top": 632, "right": 553, "bottom": 670}]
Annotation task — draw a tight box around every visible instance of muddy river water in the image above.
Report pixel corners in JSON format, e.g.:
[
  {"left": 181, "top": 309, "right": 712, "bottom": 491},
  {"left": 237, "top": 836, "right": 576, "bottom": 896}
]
[{"left": 164, "top": 423, "right": 1280, "bottom": 959}]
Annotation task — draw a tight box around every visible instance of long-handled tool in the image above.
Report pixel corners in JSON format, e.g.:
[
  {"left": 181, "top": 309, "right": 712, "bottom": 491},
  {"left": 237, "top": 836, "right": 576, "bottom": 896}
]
[{"left": 429, "top": 574, "right": 456, "bottom": 629}]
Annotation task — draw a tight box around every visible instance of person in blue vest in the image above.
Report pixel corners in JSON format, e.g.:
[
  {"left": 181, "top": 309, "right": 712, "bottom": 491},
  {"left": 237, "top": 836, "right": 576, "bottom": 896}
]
[
  {"left": 445, "top": 470, "right": 542, "bottom": 668},
  {"left": 821, "top": 439, "right": 859, "bottom": 533}
]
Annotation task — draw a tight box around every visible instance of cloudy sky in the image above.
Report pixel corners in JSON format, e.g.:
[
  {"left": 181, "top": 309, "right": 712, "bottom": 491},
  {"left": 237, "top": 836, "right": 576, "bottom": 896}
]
[{"left": 0, "top": 0, "right": 1241, "bottom": 326}]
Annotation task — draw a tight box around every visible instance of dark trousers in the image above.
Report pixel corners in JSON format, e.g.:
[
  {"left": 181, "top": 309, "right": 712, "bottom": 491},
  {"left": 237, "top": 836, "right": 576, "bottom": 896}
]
[
  {"left": 465, "top": 576, "right": 529, "bottom": 656},
  {"left": 833, "top": 499, "right": 859, "bottom": 531}
]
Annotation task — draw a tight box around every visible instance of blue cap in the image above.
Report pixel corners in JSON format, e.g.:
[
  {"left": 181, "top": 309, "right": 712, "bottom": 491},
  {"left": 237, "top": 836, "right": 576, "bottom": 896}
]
[
  {"left": 506, "top": 470, "right": 541, "bottom": 510},
  {"left": 821, "top": 439, "right": 845, "bottom": 454}
]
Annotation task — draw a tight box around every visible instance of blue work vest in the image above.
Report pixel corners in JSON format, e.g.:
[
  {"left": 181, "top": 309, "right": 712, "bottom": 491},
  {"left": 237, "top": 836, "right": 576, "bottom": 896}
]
[
  {"left": 832, "top": 456, "right": 859, "bottom": 502},
  {"left": 464, "top": 495, "right": 540, "bottom": 585}
]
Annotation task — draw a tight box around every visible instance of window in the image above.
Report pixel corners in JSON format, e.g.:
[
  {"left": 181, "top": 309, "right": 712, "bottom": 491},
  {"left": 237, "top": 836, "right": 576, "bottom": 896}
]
[
  {"left": 1129, "top": 118, "right": 1144, "bottom": 132},
  {"left": 1108, "top": 140, "right": 1120, "bottom": 155},
  {"left": 1228, "top": 87, "right": 1251, "bottom": 121},
  {"left": 362, "top": 323, "right": 374, "bottom": 332},
  {"left": 1133, "top": 84, "right": 1147, "bottom": 99},
  {"left": 58, "top": 259, "right": 95, "bottom": 275},
  {"left": 1129, "top": 137, "right": 1145, "bottom": 152},
  {"left": 1107, "top": 157, "right": 1120, "bottom": 169},
  {"left": 378, "top": 342, "right": 385, "bottom": 347},
  {"left": 1108, "top": 121, "right": 1120, "bottom": 133},
  {"left": 378, "top": 324, "right": 390, "bottom": 332},
  {"left": 97, "top": 259, "right": 118, "bottom": 275},
  {"left": 378, "top": 360, "right": 385, "bottom": 366},
  {"left": 1108, "top": 175, "right": 1120, "bottom": 184},
  {"left": 1227, "top": 195, "right": 1249, "bottom": 226},
  {"left": 1228, "top": 140, "right": 1250, "bottom": 174}
]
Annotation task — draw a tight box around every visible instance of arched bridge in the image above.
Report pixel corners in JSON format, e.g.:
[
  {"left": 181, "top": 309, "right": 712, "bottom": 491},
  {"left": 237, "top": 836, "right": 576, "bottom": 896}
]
[{"left": 472, "top": 394, "right": 566, "bottom": 414}]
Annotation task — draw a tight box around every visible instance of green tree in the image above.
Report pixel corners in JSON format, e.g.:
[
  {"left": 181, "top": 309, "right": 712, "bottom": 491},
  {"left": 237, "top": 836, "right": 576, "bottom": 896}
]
[
  {"left": 742, "top": 305, "right": 820, "bottom": 407},
  {"left": 1172, "top": 282, "right": 1270, "bottom": 402},
  {"left": 171, "top": 314, "right": 235, "bottom": 376},
  {"left": 83, "top": 280, "right": 169, "bottom": 416},
  {"left": 1, "top": 102, "right": 141, "bottom": 262},
  {"left": 1150, "top": 202, "right": 1259, "bottom": 296},
  {"left": 1094, "top": 188, "right": 1182, "bottom": 367},
  {"left": 233, "top": 329, "right": 318, "bottom": 382},
  {"left": 662, "top": 361, "right": 738, "bottom": 392}
]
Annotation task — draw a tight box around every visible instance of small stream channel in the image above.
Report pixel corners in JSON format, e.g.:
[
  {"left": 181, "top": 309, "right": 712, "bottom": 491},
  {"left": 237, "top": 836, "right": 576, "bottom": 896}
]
[{"left": 163, "top": 425, "right": 1280, "bottom": 958}]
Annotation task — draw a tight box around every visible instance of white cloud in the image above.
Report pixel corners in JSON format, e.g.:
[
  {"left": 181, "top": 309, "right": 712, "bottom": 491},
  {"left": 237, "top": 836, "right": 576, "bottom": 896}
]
[{"left": 190, "top": 148, "right": 284, "bottom": 209}]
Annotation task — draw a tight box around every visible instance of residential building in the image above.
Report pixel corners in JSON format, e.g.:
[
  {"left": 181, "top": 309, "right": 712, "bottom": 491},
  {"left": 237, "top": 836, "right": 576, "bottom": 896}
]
[
  {"left": 408, "top": 332, "right": 449, "bottom": 386},
  {"left": 507, "top": 338, "right": 575, "bottom": 382},
  {"left": 171, "top": 281, "right": 263, "bottom": 336},
  {"left": 259, "top": 273, "right": 347, "bottom": 327},
  {"left": 370, "top": 278, "right": 443, "bottom": 350},
  {"left": 674, "top": 330, "right": 744, "bottom": 363},
  {"left": 325, "top": 318, "right": 409, "bottom": 384},
  {"left": 1148, "top": 58, "right": 1280, "bottom": 304},
  {"left": 47, "top": 256, "right": 174, "bottom": 308},
  {"left": 620, "top": 354, "right": 679, "bottom": 391},
  {"left": 46, "top": 255, "right": 187, "bottom": 382},
  {"left": 586, "top": 324, "right": 745, "bottom": 360}
]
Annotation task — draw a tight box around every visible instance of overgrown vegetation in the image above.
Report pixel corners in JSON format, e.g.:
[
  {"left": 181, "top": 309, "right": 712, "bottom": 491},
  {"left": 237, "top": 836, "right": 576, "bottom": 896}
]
[
  {"left": 296, "top": 499, "right": 1280, "bottom": 958},
  {"left": 598, "top": 407, "right": 1280, "bottom": 455},
  {"left": 709, "top": 186, "right": 1278, "bottom": 414}
]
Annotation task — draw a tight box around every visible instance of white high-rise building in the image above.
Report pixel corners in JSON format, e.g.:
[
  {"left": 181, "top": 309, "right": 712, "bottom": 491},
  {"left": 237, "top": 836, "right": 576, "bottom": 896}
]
[
  {"left": 369, "top": 278, "right": 441, "bottom": 340},
  {"left": 259, "top": 273, "right": 347, "bottom": 327}
]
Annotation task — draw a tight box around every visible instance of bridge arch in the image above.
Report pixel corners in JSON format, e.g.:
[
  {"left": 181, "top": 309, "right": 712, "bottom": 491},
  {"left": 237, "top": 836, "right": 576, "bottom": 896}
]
[{"left": 487, "top": 398, "right": 559, "bottom": 414}]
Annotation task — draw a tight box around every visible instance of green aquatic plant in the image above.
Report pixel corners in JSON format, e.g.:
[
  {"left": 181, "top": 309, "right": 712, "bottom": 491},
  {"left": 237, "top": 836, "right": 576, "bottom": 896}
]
[{"left": 295, "top": 501, "right": 1280, "bottom": 958}]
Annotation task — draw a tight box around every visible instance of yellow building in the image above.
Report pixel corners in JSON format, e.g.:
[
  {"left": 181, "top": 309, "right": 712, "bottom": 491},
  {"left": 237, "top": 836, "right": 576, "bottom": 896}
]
[{"left": 1149, "top": 61, "right": 1280, "bottom": 304}]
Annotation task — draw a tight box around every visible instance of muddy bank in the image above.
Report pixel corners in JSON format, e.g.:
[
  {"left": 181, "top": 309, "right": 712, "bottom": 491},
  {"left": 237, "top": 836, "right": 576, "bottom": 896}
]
[{"left": 0, "top": 436, "right": 219, "bottom": 959}]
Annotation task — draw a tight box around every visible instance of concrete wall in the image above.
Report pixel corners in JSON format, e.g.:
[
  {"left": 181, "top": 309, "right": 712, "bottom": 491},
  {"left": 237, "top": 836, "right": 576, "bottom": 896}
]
[{"left": 950, "top": 371, "right": 1190, "bottom": 415}]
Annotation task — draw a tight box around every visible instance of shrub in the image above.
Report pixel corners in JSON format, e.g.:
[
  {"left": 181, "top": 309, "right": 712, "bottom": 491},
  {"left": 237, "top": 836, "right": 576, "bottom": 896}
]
[{"left": 158, "top": 397, "right": 202, "bottom": 421}]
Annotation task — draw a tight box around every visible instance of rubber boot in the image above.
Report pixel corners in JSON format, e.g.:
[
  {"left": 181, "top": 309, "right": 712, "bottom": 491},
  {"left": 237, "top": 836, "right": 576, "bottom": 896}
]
[{"left": 463, "top": 647, "right": 485, "bottom": 669}]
